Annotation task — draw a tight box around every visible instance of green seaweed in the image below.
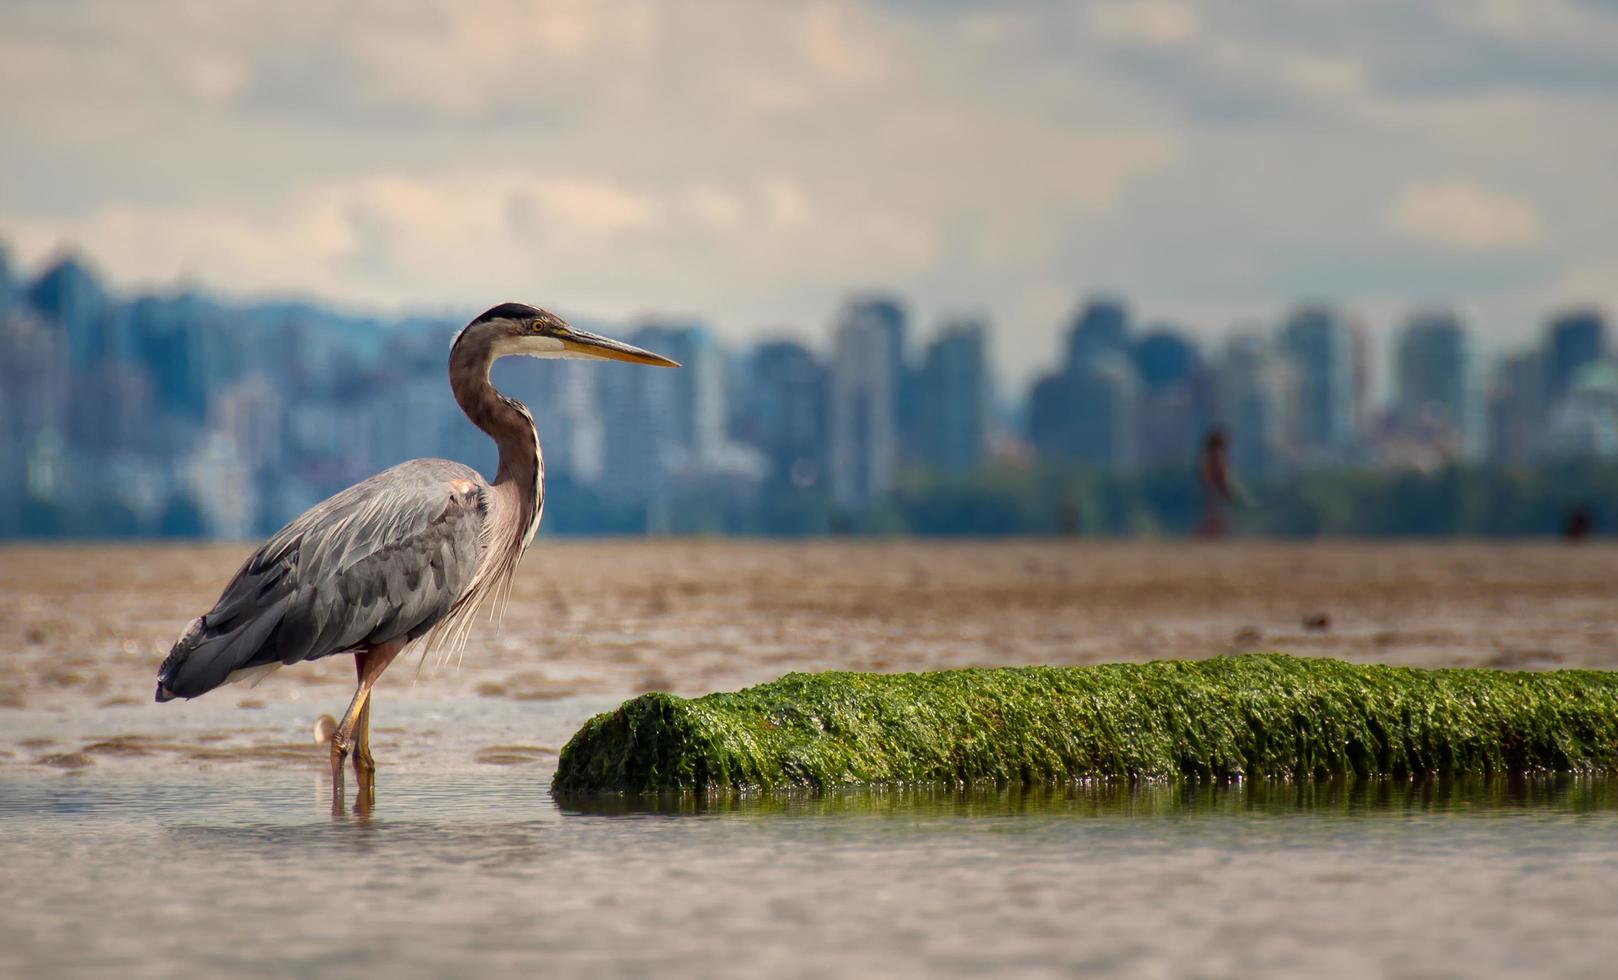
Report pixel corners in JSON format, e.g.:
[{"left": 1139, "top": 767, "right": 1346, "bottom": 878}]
[{"left": 551, "top": 654, "right": 1618, "bottom": 794}]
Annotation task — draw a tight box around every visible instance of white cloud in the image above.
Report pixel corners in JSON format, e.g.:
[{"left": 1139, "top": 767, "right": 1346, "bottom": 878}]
[
  {"left": 2, "top": 0, "right": 1617, "bottom": 382},
  {"left": 7, "top": 172, "right": 663, "bottom": 303},
  {"left": 1386, "top": 182, "right": 1546, "bottom": 251},
  {"left": 1085, "top": 1, "right": 1200, "bottom": 47},
  {"left": 4, "top": 169, "right": 944, "bottom": 319},
  {"left": 795, "top": 1, "right": 896, "bottom": 85},
  {"left": 1437, "top": 0, "right": 1618, "bottom": 47},
  {"left": 1551, "top": 255, "right": 1618, "bottom": 310}
]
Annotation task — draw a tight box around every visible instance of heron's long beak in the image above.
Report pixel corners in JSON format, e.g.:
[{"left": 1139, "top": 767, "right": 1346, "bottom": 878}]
[{"left": 559, "top": 328, "right": 680, "bottom": 367}]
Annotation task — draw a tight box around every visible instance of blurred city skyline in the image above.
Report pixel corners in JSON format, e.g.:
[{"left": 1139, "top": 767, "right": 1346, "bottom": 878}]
[
  {"left": 3, "top": 1, "right": 1617, "bottom": 388},
  {"left": 4, "top": 244, "right": 1617, "bottom": 539}
]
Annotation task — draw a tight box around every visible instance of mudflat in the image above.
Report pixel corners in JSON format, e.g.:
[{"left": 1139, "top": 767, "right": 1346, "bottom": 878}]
[{"left": 3, "top": 538, "right": 1616, "bottom": 769}]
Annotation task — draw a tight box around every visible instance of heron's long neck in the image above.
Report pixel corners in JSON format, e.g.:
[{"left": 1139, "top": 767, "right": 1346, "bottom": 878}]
[{"left": 449, "top": 340, "right": 544, "bottom": 548}]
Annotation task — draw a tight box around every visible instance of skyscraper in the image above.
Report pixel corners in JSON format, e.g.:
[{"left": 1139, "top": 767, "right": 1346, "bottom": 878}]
[
  {"left": 1215, "top": 332, "right": 1297, "bottom": 477},
  {"left": 1066, "top": 298, "right": 1130, "bottom": 375},
  {"left": 830, "top": 303, "right": 900, "bottom": 510},
  {"left": 1546, "top": 362, "right": 1618, "bottom": 460},
  {"left": 593, "top": 321, "right": 762, "bottom": 530},
  {"left": 1027, "top": 298, "right": 1140, "bottom": 470},
  {"left": 1132, "top": 327, "right": 1205, "bottom": 466},
  {"left": 0, "top": 244, "right": 16, "bottom": 315},
  {"left": 27, "top": 254, "right": 112, "bottom": 371},
  {"left": 915, "top": 318, "right": 990, "bottom": 474},
  {"left": 127, "top": 294, "right": 216, "bottom": 423},
  {"left": 1027, "top": 357, "right": 1139, "bottom": 470},
  {"left": 632, "top": 323, "right": 726, "bottom": 465},
  {"left": 1277, "top": 306, "right": 1360, "bottom": 463},
  {"left": 1393, "top": 311, "right": 1481, "bottom": 460},
  {"left": 839, "top": 295, "right": 910, "bottom": 453},
  {"left": 1544, "top": 309, "right": 1607, "bottom": 408},
  {"left": 743, "top": 340, "right": 829, "bottom": 485},
  {"left": 1488, "top": 351, "right": 1545, "bottom": 466},
  {"left": 1132, "top": 330, "right": 1200, "bottom": 393}
]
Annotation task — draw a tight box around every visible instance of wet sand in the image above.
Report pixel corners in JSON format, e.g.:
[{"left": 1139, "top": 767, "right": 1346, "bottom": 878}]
[{"left": 3, "top": 539, "right": 1618, "bottom": 771}]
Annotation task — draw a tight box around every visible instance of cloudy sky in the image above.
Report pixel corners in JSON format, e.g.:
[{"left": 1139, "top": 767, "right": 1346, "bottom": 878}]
[{"left": 3, "top": 0, "right": 1616, "bottom": 383}]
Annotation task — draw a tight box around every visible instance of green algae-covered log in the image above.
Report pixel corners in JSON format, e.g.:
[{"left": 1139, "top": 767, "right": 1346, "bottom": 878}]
[{"left": 552, "top": 655, "right": 1618, "bottom": 793}]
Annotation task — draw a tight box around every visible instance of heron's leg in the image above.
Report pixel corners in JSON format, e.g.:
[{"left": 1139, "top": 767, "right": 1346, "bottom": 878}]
[
  {"left": 331, "top": 640, "right": 405, "bottom": 766},
  {"left": 354, "top": 699, "right": 374, "bottom": 772},
  {"left": 352, "top": 652, "right": 376, "bottom": 774}
]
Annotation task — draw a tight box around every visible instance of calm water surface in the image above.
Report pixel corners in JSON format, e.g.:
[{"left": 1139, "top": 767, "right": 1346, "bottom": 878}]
[
  {"left": 5, "top": 743, "right": 1618, "bottom": 979},
  {"left": 9, "top": 542, "right": 1618, "bottom": 977}
]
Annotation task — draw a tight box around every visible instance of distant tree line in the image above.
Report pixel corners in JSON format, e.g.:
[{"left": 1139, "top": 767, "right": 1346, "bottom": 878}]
[
  {"left": 13, "top": 461, "right": 1618, "bottom": 540},
  {"left": 13, "top": 461, "right": 1617, "bottom": 540}
]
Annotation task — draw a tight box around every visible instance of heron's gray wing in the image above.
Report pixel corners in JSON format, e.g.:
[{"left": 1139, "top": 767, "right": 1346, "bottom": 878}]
[{"left": 156, "top": 459, "right": 488, "bottom": 700}]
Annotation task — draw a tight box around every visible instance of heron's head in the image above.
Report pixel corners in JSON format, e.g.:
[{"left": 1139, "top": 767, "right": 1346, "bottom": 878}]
[{"left": 462, "top": 302, "right": 680, "bottom": 367}]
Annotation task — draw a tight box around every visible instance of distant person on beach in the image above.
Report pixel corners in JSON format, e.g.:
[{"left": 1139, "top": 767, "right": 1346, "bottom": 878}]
[
  {"left": 1057, "top": 498, "right": 1081, "bottom": 536},
  {"left": 1563, "top": 503, "right": 1595, "bottom": 542},
  {"left": 1197, "top": 427, "right": 1239, "bottom": 539}
]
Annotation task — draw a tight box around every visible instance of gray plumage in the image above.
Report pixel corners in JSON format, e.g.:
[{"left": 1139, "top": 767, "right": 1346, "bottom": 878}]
[
  {"left": 154, "top": 303, "right": 675, "bottom": 715},
  {"left": 155, "top": 460, "right": 489, "bottom": 700}
]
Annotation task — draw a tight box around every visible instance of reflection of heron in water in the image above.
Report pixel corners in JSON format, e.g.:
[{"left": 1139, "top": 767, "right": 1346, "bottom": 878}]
[
  {"left": 1197, "top": 426, "right": 1239, "bottom": 539},
  {"left": 155, "top": 304, "right": 678, "bottom": 801}
]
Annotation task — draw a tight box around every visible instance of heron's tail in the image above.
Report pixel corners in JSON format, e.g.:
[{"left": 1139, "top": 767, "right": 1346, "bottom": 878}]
[{"left": 155, "top": 602, "right": 288, "bottom": 702}]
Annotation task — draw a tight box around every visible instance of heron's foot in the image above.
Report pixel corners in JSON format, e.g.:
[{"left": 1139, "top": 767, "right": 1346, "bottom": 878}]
[
  {"left": 329, "top": 731, "right": 352, "bottom": 786},
  {"left": 327, "top": 739, "right": 346, "bottom": 818},
  {"left": 353, "top": 765, "right": 376, "bottom": 816}
]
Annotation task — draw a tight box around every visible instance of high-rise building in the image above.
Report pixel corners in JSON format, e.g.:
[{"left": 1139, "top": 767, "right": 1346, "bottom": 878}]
[
  {"left": 915, "top": 318, "right": 990, "bottom": 474},
  {"left": 1544, "top": 309, "right": 1607, "bottom": 408},
  {"left": 27, "top": 254, "right": 112, "bottom": 371},
  {"left": 0, "top": 244, "right": 16, "bottom": 315},
  {"left": 1393, "top": 311, "right": 1481, "bottom": 460},
  {"left": 743, "top": 340, "right": 829, "bottom": 485},
  {"left": 1066, "top": 298, "right": 1130, "bottom": 374},
  {"left": 1488, "top": 351, "right": 1545, "bottom": 466},
  {"left": 127, "top": 294, "right": 216, "bottom": 423},
  {"left": 1072, "top": 356, "right": 1140, "bottom": 470},
  {"left": 839, "top": 295, "right": 910, "bottom": 453},
  {"left": 590, "top": 323, "right": 705, "bottom": 509},
  {"left": 1215, "top": 332, "right": 1297, "bottom": 477},
  {"left": 1026, "top": 373, "right": 1076, "bottom": 461},
  {"left": 1027, "top": 355, "right": 1139, "bottom": 471},
  {"left": 1132, "top": 330, "right": 1199, "bottom": 393},
  {"left": 1546, "top": 361, "right": 1618, "bottom": 459},
  {"left": 1132, "top": 327, "right": 1206, "bottom": 466},
  {"left": 830, "top": 304, "right": 900, "bottom": 510},
  {"left": 1277, "top": 306, "right": 1360, "bottom": 463},
  {"left": 0, "top": 311, "right": 71, "bottom": 534},
  {"left": 634, "top": 323, "right": 726, "bottom": 465},
  {"left": 592, "top": 321, "right": 763, "bottom": 530},
  {"left": 1027, "top": 298, "right": 1140, "bottom": 470}
]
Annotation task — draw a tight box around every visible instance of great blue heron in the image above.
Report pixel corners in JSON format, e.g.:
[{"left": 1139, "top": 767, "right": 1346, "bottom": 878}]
[{"left": 155, "top": 303, "right": 676, "bottom": 785}]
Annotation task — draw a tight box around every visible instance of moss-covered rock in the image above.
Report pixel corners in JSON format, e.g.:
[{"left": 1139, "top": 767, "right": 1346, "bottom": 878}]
[{"left": 552, "top": 654, "right": 1618, "bottom": 794}]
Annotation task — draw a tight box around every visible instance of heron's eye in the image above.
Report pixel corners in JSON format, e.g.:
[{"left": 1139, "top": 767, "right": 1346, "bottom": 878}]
[{"left": 530, "top": 319, "right": 545, "bottom": 332}]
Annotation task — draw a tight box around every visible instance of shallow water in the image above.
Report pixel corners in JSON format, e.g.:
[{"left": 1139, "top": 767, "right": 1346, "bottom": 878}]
[
  {"left": 8, "top": 541, "right": 1618, "bottom": 977},
  {"left": 6, "top": 750, "right": 1618, "bottom": 978}
]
